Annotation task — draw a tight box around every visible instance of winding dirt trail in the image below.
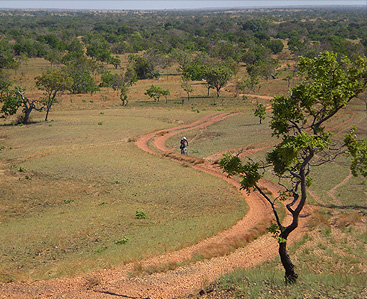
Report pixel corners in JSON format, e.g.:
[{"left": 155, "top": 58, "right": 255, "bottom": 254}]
[{"left": 0, "top": 112, "right": 309, "bottom": 299}]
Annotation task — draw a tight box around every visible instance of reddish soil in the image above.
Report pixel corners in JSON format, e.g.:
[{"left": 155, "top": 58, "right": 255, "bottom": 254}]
[{"left": 0, "top": 112, "right": 310, "bottom": 299}]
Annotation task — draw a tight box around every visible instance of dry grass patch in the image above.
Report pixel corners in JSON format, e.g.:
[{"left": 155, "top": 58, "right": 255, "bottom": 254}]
[
  {"left": 330, "top": 212, "right": 362, "bottom": 228},
  {"left": 307, "top": 210, "right": 331, "bottom": 230},
  {"left": 164, "top": 151, "right": 205, "bottom": 165},
  {"left": 191, "top": 218, "right": 271, "bottom": 261}
]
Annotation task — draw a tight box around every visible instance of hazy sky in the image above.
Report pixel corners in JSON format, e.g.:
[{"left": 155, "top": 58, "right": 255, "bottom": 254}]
[{"left": 0, "top": 1, "right": 366, "bottom": 10}]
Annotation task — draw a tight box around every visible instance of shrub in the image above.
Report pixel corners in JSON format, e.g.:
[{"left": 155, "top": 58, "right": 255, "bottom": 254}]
[{"left": 135, "top": 210, "right": 146, "bottom": 219}]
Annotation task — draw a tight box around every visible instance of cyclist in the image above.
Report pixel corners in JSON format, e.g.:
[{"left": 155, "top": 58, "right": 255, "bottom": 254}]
[{"left": 180, "top": 136, "right": 189, "bottom": 154}]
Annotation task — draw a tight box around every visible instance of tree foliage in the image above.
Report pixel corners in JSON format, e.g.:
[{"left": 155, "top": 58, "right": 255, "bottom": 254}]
[
  {"left": 220, "top": 51, "right": 367, "bottom": 284},
  {"left": 254, "top": 103, "right": 266, "bottom": 124},
  {"left": 203, "top": 64, "right": 233, "bottom": 98},
  {"left": 0, "top": 83, "right": 43, "bottom": 124},
  {"left": 35, "top": 69, "right": 73, "bottom": 121},
  {"left": 144, "top": 85, "right": 170, "bottom": 102}
]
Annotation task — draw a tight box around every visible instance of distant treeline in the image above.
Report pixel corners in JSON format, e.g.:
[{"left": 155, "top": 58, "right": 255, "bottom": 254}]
[{"left": 0, "top": 7, "right": 366, "bottom": 64}]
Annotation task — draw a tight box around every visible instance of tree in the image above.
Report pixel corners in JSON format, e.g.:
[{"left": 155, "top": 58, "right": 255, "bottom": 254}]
[
  {"left": 124, "top": 66, "right": 138, "bottom": 86},
  {"left": 144, "top": 85, "right": 169, "bottom": 102},
  {"left": 35, "top": 70, "right": 73, "bottom": 121},
  {"left": 65, "top": 61, "right": 99, "bottom": 95},
  {"left": 254, "top": 103, "right": 266, "bottom": 124},
  {"left": 204, "top": 65, "right": 232, "bottom": 98},
  {"left": 219, "top": 51, "right": 367, "bottom": 284},
  {"left": 181, "top": 79, "right": 193, "bottom": 103},
  {"left": 0, "top": 82, "right": 43, "bottom": 124},
  {"left": 128, "top": 54, "right": 160, "bottom": 79},
  {"left": 162, "top": 88, "right": 170, "bottom": 103},
  {"left": 266, "top": 39, "right": 284, "bottom": 54},
  {"left": 119, "top": 85, "right": 129, "bottom": 106},
  {"left": 44, "top": 50, "right": 62, "bottom": 70}
]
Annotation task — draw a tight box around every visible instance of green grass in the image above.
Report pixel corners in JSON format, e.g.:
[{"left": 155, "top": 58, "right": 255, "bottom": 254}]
[
  {"left": 166, "top": 111, "right": 278, "bottom": 158},
  {"left": 0, "top": 107, "right": 246, "bottom": 281},
  {"left": 2, "top": 56, "right": 367, "bottom": 297},
  {"left": 209, "top": 264, "right": 367, "bottom": 299}
]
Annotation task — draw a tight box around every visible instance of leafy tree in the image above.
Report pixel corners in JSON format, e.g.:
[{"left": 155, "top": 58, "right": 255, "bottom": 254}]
[
  {"left": 254, "top": 103, "right": 266, "bottom": 124},
  {"left": 144, "top": 85, "right": 169, "bottom": 102},
  {"left": 99, "top": 71, "right": 124, "bottom": 91},
  {"left": 219, "top": 51, "right": 367, "bottom": 284},
  {"left": 181, "top": 79, "right": 193, "bottom": 102},
  {"left": 203, "top": 64, "right": 232, "bottom": 98},
  {"left": 124, "top": 66, "right": 138, "bottom": 86},
  {"left": 266, "top": 39, "right": 284, "bottom": 54},
  {"left": 109, "top": 55, "right": 121, "bottom": 69},
  {"left": 240, "top": 75, "right": 262, "bottom": 94},
  {"left": 84, "top": 34, "right": 112, "bottom": 63},
  {"left": 100, "top": 69, "right": 132, "bottom": 104},
  {"left": 128, "top": 54, "right": 159, "bottom": 80},
  {"left": 0, "top": 39, "right": 18, "bottom": 69},
  {"left": 64, "top": 58, "right": 99, "bottom": 95},
  {"left": 35, "top": 70, "right": 73, "bottom": 121},
  {"left": 0, "top": 83, "right": 43, "bottom": 124},
  {"left": 162, "top": 88, "right": 170, "bottom": 103},
  {"left": 119, "top": 85, "right": 129, "bottom": 106},
  {"left": 44, "top": 49, "right": 62, "bottom": 70}
]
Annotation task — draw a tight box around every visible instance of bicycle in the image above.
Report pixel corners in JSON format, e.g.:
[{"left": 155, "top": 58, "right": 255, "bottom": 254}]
[{"left": 180, "top": 145, "right": 188, "bottom": 155}]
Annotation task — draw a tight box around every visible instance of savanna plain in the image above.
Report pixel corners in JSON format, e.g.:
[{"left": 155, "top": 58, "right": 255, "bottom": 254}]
[{"left": 0, "top": 7, "right": 367, "bottom": 299}]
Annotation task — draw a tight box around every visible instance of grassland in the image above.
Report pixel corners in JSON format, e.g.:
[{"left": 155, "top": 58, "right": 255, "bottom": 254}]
[{"left": 1, "top": 55, "right": 367, "bottom": 298}]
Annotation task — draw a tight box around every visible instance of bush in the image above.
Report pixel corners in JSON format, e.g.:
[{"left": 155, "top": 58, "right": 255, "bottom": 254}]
[{"left": 135, "top": 210, "right": 146, "bottom": 219}]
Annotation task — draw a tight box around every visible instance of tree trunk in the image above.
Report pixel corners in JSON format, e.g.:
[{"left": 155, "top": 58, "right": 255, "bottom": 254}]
[
  {"left": 279, "top": 241, "right": 298, "bottom": 284},
  {"left": 45, "top": 107, "right": 50, "bottom": 121},
  {"left": 23, "top": 108, "right": 32, "bottom": 124}
]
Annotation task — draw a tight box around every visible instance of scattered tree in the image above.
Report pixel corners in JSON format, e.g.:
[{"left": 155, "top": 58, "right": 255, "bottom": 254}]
[
  {"left": 35, "top": 70, "right": 73, "bottom": 121},
  {"left": 0, "top": 82, "right": 43, "bottom": 124},
  {"left": 120, "top": 85, "right": 129, "bottom": 106},
  {"left": 181, "top": 79, "right": 193, "bottom": 102},
  {"left": 204, "top": 65, "right": 232, "bottom": 98},
  {"left": 254, "top": 103, "right": 266, "bottom": 124},
  {"left": 144, "top": 85, "right": 170, "bottom": 102},
  {"left": 128, "top": 54, "right": 160, "bottom": 79},
  {"left": 219, "top": 51, "right": 367, "bottom": 284}
]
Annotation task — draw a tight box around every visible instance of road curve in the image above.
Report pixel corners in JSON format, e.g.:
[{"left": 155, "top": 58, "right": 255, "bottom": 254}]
[{"left": 0, "top": 112, "right": 309, "bottom": 299}]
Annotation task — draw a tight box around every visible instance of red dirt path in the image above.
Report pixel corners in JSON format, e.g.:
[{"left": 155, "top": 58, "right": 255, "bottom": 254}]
[{"left": 0, "top": 112, "right": 309, "bottom": 299}]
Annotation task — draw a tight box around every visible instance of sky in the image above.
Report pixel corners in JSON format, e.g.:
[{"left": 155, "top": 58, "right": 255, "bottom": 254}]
[{"left": 0, "top": 1, "right": 366, "bottom": 10}]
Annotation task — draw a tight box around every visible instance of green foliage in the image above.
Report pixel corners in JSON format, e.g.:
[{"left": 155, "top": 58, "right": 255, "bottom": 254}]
[
  {"left": 220, "top": 51, "right": 367, "bottom": 282},
  {"left": 114, "top": 236, "right": 129, "bottom": 245},
  {"left": 268, "top": 221, "right": 286, "bottom": 243},
  {"left": 344, "top": 127, "right": 367, "bottom": 176},
  {"left": 219, "top": 154, "right": 261, "bottom": 193},
  {"left": 254, "top": 103, "right": 266, "bottom": 124},
  {"left": 128, "top": 54, "right": 159, "bottom": 79},
  {"left": 144, "top": 85, "right": 170, "bottom": 102},
  {"left": 64, "top": 57, "right": 100, "bottom": 95},
  {"left": 35, "top": 69, "right": 73, "bottom": 121},
  {"left": 135, "top": 210, "right": 147, "bottom": 219},
  {"left": 203, "top": 64, "right": 233, "bottom": 98},
  {"left": 181, "top": 79, "right": 193, "bottom": 102},
  {"left": 0, "top": 82, "right": 44, "bottom": 123},
  {"left": 266, "top": 39, "right": 284, "bottom": 54}
]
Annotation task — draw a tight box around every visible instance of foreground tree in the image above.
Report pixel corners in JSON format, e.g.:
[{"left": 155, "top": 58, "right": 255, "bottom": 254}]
[
  {"left": 35, "top": 70, "right": 73, "bottom": 121},
  {"left": 220, "top": 51, "right": 367, "bottom": 283}
]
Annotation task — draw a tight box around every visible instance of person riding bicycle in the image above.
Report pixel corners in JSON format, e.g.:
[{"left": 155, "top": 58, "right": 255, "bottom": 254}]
[{"left": 180, "top": 137, "right": 189, "bottom": 153}]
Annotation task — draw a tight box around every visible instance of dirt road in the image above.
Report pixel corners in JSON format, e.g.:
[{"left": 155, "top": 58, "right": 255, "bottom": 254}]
[{"left": 0, "top": 112, "right": 309, "bottom": 299}]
